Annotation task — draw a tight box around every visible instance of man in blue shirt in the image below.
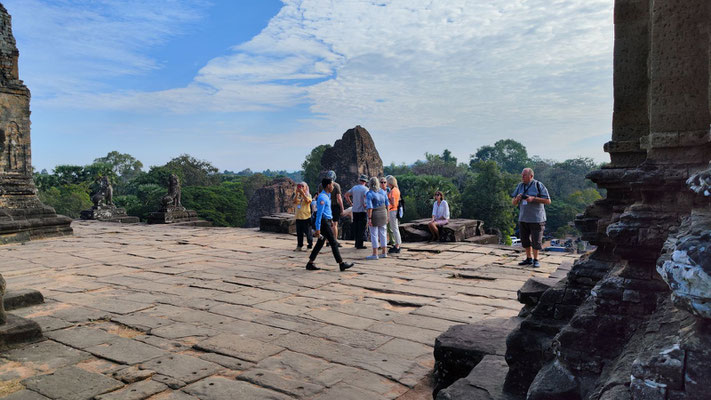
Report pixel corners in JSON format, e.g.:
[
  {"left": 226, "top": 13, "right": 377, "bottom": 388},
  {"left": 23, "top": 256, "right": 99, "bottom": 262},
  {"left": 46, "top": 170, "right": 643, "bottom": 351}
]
[
  {"left": 345, "top": 174, "right": 369, "bottom": 249},
  {"left": 306, "top": 178, "right": 354, "bottom": 271},
  {"left": 511, "top": 168, "right": 551, "bottom": 268}
]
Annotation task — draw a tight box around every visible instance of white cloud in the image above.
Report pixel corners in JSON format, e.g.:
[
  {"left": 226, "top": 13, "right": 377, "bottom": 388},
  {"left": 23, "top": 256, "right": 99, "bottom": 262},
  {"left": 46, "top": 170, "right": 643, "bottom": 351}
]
[{"left": 13, "top": 0, "right": 615, "bottom": 168}]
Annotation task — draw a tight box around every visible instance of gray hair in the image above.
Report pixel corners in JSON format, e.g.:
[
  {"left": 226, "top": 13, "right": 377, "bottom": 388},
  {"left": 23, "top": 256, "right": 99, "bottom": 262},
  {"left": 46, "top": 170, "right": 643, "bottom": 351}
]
[
  {"left": 368, "top": 177, "right": 380, "bottom": 191},
  {"left": 522, "top": 168, "right": 534, "bottom": 176}
]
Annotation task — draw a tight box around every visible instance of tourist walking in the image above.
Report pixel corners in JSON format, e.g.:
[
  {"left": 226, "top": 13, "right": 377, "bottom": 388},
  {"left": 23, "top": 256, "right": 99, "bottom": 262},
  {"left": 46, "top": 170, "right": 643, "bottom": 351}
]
[
  {"left": 325, "top": 170, "right": 344, "bottom": 246},
  {"left": 293, "top": 182, "right": 313, "bottom": 251},
  {"left": 386, "top": 175, "right": 402, "bottom": 253},
  {"left": 366, "top": 177, "right": 389, "bottom": 260},
  {"left": 511, "top": 168, "right": 551, "bottom": 268},
  {"left": 428, "top": 191, "right": 450, "bottom": 241},
  {"left": 306, "top": 178, "right": 354, "bottom": 271},
  {"left": 345, "top": 174, "right": 369, "bottom": 249}
]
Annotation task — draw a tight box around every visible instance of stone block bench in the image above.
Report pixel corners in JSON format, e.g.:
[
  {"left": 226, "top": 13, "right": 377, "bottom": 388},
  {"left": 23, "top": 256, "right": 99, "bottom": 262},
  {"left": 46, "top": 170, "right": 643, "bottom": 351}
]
[
  {"left": 399, "top": 218, "right": 487, "bottom": 242},
  {"left": 260, "top": 213, "right": 297, "bottom": 234}
]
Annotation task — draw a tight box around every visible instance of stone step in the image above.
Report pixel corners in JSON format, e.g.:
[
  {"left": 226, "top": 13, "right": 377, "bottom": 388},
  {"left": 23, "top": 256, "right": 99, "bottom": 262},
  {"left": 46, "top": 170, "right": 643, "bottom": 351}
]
[
  {"left": 4, "top": 289, "right": 44, "bottom": 310},
  {"left": 433, "top": 317, "right": 521, "bottom": 396},
  {"left": 436, "top": 355, "right": 523, "bottom": 400},
  {"left": 0, "top": 314, "right": 43, "bottom": 349}
]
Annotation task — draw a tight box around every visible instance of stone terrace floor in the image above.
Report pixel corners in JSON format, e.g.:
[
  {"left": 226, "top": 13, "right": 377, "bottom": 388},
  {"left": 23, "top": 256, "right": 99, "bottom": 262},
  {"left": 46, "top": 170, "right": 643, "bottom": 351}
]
[{"left": 0, "top": 222, "right": 580, "bottom": 400}]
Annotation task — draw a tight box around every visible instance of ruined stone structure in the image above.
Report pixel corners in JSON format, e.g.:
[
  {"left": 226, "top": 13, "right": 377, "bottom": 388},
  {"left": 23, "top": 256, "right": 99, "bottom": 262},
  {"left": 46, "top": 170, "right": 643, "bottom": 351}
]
[
  {"left": 320, "top": 126, "right": 384, "bottom": 191},
  {"left": 80, "top": 176, "right": 138, "bottom": 223},
  {"left": 500, "top": 1, "right": 711, "bottom": 399},
  {"left": 147, "top": 174, "right": 209, "bottom": 226},
  {"left": 0, "top": 4, "right": 72, "bottom": 244},
  {"left": 245, "top": 177, "right": 296, "bottom": 228}
]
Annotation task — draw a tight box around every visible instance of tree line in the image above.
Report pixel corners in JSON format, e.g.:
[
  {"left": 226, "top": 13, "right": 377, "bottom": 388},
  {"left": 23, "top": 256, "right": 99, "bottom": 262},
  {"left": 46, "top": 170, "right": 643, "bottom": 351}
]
[{"left": 34, "top": 139, "right": 602, "bottom": 241}]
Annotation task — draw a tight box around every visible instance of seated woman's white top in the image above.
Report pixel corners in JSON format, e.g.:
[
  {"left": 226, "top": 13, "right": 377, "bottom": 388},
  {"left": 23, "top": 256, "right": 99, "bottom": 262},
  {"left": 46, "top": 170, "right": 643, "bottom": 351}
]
[{"left": 432, "top": 200, "right": 450, "bottom": 220}]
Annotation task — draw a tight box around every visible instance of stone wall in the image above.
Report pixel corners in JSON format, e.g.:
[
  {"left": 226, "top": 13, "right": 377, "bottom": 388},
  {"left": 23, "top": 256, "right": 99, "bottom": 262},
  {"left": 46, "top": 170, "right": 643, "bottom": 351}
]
[
  {"left": 245, "top": 177, "right": 296, "bottom": 228},
  {"left": 505, "top": 1, "right": 711, "bottom": 399}
]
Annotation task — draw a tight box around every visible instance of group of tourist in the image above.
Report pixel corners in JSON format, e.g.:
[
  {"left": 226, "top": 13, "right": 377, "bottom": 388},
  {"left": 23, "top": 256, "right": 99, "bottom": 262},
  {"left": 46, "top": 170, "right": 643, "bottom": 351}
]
[{"left": 295, "top": 166, "right": 551, "bottom": 271}]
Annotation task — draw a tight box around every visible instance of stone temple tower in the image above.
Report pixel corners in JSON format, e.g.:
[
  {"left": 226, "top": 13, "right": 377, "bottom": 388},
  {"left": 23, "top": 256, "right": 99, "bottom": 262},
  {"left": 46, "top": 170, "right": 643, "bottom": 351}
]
[{"left": 0, "top": 4, "right": 72, "bottom": 243}]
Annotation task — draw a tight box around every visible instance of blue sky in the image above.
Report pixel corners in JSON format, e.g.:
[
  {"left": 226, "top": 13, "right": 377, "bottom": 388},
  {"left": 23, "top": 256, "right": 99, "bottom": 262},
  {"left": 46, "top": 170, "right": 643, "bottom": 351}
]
[{"left": 5, "top": 0, "right": 614, "bottom": 173}]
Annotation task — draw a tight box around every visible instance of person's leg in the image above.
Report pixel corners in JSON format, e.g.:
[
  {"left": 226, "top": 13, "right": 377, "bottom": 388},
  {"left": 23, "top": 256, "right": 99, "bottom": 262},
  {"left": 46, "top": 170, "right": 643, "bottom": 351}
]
[
  {"left": 389, "top": 211, "right": 402, "bottom": 249},
  {"left": 296, "top": 219, "right": 305, "bottom": 248},
  {"left": 354, "top": 212, "right": 366, "bottom": 248},
  {"left": 518, "top": 222, "right": 534, "bottom": 265},
  {"left": 306, "top": 221, "right": 313, "bottom": 247},
  {"left": 530, "top": 222, "right": 544, "bottom": 267},
  {"left": 428, "top": 221, "right": 436, "bottom": 241},
  {"left": 321, "top": 221, "right": 343, "bottom": 264},
  {"left": 379, "top": 225, "right": 387, "bottom": 255},
  {"left": 369, "top": 224, "right": 379, "bottom": 257},
  {"left": 307, "top": 225, "right": 326, "bottom": 269}
]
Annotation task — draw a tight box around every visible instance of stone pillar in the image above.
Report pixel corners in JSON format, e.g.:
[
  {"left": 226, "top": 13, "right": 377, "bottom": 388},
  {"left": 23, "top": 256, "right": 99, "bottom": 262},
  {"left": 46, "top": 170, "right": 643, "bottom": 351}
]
[{"left": 0, "top": 4, "right": 72, "bottom": 244}]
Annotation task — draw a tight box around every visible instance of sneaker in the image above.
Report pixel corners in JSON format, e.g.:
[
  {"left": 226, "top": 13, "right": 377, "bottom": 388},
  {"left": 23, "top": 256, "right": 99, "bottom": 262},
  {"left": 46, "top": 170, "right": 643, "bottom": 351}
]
[
  {"left": 378, "top": 253, "right": 387, "bottom": 259},
  {"left": 294, "top": 246, "right": 303, "bottom": 252},
  {"left": 306, "top": 262, "right": 320, "bottom": 271},
  {"left": 518, "top": 258, "right": 533, "bottom": 266},
  {"left": 388, "top": 247, "right": 396, "bottom": 253},
  {"left": 532, "top": 259, "right": 541, "bottom": 268},
  {"left": 366, "top": 255, "right": 379, "bottom": 261},
  {"left": 393, "top": 247, "right": 401, "bottom": 254},
  {"left": 339, "top": 262, "right": 354, "bottom": 271},
  {"left": 307, "top": 244, "right": 313, "bottom": 249},
  {"left": 337, "top": 242, "right": 342, "bottom": 247},
  {"left": 355, "top": 245, "right": 368, "bottom": 249}
]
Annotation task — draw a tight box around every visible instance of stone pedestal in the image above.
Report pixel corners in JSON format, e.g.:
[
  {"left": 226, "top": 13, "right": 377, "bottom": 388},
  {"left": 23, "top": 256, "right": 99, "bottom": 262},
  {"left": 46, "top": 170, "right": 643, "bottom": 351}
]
[
  {"left": 259, "top": 213, "right": 296, "bottom": 234},
  {"left": 0, "top": 313, "right": 42, "bottom": 348},
  {"left": 147, "top": 207, "right": 210, "bottom": 226},
  {"left": 80, "top": 205, "right": 139, "bottom": 223}
]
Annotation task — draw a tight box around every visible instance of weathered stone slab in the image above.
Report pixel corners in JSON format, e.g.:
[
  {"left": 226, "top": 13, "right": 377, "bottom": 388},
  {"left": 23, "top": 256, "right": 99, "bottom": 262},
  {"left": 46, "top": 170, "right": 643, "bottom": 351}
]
[
  {"left": 45, "top": 326, "right": 119, "bottom": 349},
  {"left": 272, "top": 332, "right": 416, "bottom": 383},
  {"left": 22, "top": 366, "right": 123, "bottom": 400},
  {"left": 197, "top": 352, "right": 255, "bottom": 371},
  {"left": 259, "top": 213, "right": 297, "bottom": 234},
  {"left": 0, "top": 314, "right": 42, "bottom": 348},
  {"left": 312, "top": 325, "right": 392, "bottom": 350},
  {"left": 306, "top": 309, "right": 377, "bottom": 330},
  {"left": 0, "top": 390, "right": 50, "bottom": 400},
  {"left": 28, "top": 316, "right": 72, "bottom": 332},
  {"left": 238, "top": 369, "right": 324, "bottom": 398},
  {"left": 85, "top": 337, "right": 167, "bottom": 365},
  {"left": 95, "top": 379, "right": 167, "bottom": 400},
  {"left": 140, "top": 353, "right": 222, "bottom": 384},
  {"left": 3, "top": 289, "right": 43, "bottom": 310},
  {"left": 150, "top": 322, "right": 218, "bottom": 340},
  {"left": 311, "top": 382, "right": 388, "bottom": 400},
  {"left": 399, "top": 219, "right": 486, "bottom": 242},
  {"left": 517, "top": 277, "right": 557, "bottom": 306},
  {"left": 194, "top": 333, "right": 283, "bottom": 363},
  {"left": 4, "top": 339, "right": 91, "bottom": 369},
  {"left": 433, "top": 318, "right": 519, "bottom": 396},
  {"left": 367, "top": 321, "right": 440, "bottom": 345},
  {"left": 436, "top": 355, "right": 518, "bottom": 400},
  {"left": 183, "top": 376, "right": 292, "bottom": 400},
  {"left": 112, "top": 365, "right": 155, "bottom": 383}
]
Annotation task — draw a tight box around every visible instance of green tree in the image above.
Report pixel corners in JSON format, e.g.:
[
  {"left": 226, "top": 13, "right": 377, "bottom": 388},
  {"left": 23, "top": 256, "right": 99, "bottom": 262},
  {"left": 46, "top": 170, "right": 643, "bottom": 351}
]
[
  {"left": 463, "top": 160, "right": 518, "bottom": 241},
  {"left": 242, "top": 173, "right": 272, "bottom": 202},
  {"left": 182, "top": 182, "right": 247, "bottom": 227},
  {"left": 93, "top": 151, "right": 144, "bottom": 183},
  {"left": 471, "top": 139, "right": 529, "bottom": 174},
  {"left": 301, "top": 144, "right": 331, "bottom": 191},
  {"left": 164, "top": 154, "right": 220, "bottom": 187},
  {"left": 38, "top": 184, "right": 92, "bottom": 218},
  {"left": 396, "top": 174, "right": 461, "bottom": 221}
]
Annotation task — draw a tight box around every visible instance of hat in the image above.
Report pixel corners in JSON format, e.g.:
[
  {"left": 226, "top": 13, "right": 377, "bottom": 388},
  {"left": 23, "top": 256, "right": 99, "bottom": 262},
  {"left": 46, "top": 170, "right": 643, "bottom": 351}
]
[
  {"left": 326, "top": 170, "right": 337, "bottom": 180},
  {"left": 358, "top": 174, "right": 368, "bottom": 182}
]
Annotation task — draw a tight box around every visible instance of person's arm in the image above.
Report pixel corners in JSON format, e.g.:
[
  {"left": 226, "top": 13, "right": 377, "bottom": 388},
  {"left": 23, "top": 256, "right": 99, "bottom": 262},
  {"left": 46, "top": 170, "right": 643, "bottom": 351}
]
[
  {"left": 526, "top": 184, "right": 551, "bottom": 205},
  {"left": 444, "top": 200, "right": 450, "bottom": 220},
  {"left": 431, "top": 202, "right": 436, "bottom": 222},
  {"left": 344, "top": 191, "right": 353, "bottom": 206},
  {"left": 512, "top": 185, "right": 522, "bottom": 205},
  {"left": 337, "top": 193, "right": 344, "bottom": 212},
  {"left": 314, "top": 196, "right": 325, "bottom": 233}
]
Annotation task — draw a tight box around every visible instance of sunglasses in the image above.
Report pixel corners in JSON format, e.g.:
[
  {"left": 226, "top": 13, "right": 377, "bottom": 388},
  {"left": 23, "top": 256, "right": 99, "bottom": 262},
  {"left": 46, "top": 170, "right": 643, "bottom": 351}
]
[{"left": 380, "top": 181, "right": 386, "bottom": 184}]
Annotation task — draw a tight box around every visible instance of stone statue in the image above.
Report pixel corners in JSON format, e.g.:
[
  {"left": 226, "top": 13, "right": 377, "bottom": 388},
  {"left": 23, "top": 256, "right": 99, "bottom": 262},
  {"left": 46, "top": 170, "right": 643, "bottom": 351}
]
[
  {"left": 80, "top": 176, "right": 137, "bottom": 223},
  {"left": 0, "top": 274, "right": 6, "bottom": 324},
  {"left": 161, "top": 174, "right": 182, "bottom": 210},
  {"left": 148, "top": 174, "right": 208, "bottom": 225},
  {"left": 91, "top": 176, "right": 113, "bottom": 207}
]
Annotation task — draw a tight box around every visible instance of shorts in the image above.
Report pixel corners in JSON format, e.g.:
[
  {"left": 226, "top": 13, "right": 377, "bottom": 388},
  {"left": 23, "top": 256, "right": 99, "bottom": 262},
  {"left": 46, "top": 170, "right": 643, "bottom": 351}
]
[
  {"left": 331, "top": 205, "right": 342, "bottom": 221},
  {"left": 520, "top": 221, "right": 545, "bottom": 250},
  {"left": 434, "top": 219, "right": 448, "bottom": 226}
]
